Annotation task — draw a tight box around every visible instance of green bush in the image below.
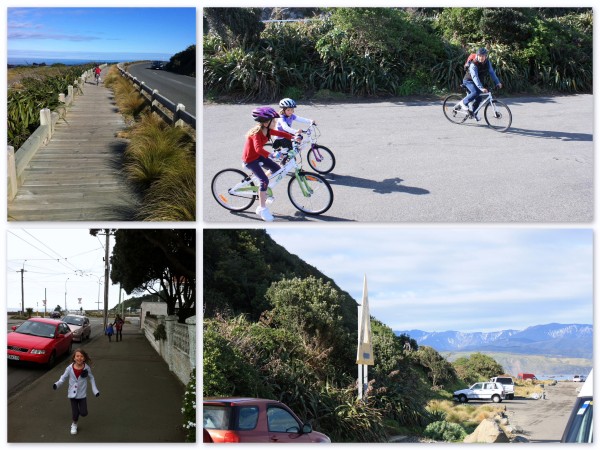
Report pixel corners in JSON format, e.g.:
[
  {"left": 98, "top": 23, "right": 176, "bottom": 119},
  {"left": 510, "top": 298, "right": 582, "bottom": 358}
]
[
  {"left": 424, "top": 420, "right": 467, "bottom": 442},
  {"left": 204, "top": 7, "right": 592, "bottom": 100},
  {"left": 181, "top": 369, "right": 196, "bottom": 442}
]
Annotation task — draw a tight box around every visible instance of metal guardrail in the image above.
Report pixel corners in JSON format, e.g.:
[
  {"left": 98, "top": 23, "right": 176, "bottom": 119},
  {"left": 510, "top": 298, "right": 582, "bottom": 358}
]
[{"left": 117, "top": 66, "right": 196, "bottom": 130}]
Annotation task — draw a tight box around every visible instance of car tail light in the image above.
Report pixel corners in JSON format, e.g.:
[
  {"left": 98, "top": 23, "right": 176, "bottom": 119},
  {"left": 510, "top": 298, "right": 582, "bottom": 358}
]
[{"left": 222, "top": 431, "right": 241, "bottom": 443}]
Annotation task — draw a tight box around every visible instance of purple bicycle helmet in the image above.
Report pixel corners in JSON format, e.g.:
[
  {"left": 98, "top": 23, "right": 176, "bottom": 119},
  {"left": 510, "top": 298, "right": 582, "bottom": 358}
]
[{"left": 252, "top": 106, "right": 280, "bottom": 122}]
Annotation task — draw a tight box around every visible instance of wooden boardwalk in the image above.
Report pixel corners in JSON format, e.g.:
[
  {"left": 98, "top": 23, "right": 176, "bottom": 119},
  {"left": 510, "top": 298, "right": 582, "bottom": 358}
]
[{"left": 8, "top": 73, "right": 140, "bottom": 221}]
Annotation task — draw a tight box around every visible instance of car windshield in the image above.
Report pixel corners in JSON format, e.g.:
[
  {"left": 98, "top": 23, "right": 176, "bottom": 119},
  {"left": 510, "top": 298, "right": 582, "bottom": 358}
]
[
  {"left": 15, "top": 321, "right": 56, "bottom": 338},
  {"left": 204, "top": 405, "right": 231, "bottom": 430},
  {"left": 563, "top": 398, "right": 593, "bottom": 442},
  {"left": 63, "top": 316, "right": 83, "bottom": 326}
]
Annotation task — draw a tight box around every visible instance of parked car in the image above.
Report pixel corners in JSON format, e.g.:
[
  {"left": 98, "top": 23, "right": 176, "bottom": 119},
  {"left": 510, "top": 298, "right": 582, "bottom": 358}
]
[
  {"left": 7, "top": 318, "right": 73, "bottom": 367},
  {"left": 518, "top": 372, "right": 537, "bottom": 381},
  {"left": 561, "top": 370, "right": 592, "bottom": 442},
  {"left": 572, "top": 375, "right": 586, "bottom": 383},
  {"left": 61, "top": 314, "right": 91, "bottom": 342},
  {"left": 203, "top": 397, "right": 331, "bottom": 443},
  {"left": 50, "top": 311, "right": 61, "bottom": 319},
  {"left": 453, "top": 382, "right": 505, "bottom": 403},
  {"left": 490, "top": 376, "right": 515, "bottom": 400},
  {"left": 151, "top": 60, "right": 164, "bottom": 69}
]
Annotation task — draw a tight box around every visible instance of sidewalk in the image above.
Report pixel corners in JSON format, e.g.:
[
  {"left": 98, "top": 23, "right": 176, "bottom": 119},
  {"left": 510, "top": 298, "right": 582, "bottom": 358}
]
[
  {"left": 8, "top": 327, "right": 188, "bottom": 442},
  {"left": 8, "top": 66, "right": 140, "bottom": 221}
]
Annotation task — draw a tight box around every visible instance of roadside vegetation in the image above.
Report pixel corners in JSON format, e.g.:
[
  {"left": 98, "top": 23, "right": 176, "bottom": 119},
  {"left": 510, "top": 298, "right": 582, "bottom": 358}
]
[
  {"left": 7, "top": 64, "right": 94, "bottom": 149},
  {"left": 103, "top": 66, "right": 196, "bottom": 221},
  {"left": 203, "top": 230, "right": 532, "bottom": 442},
  {"left": 203, "top": 7, "right": 592, "bottom": 102}
]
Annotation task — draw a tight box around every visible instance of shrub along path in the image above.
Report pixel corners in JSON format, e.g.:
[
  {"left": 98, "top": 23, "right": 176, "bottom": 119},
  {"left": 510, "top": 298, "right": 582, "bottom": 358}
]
[{"left": 8, "top": 68, "right": 140, "bottom": 221}]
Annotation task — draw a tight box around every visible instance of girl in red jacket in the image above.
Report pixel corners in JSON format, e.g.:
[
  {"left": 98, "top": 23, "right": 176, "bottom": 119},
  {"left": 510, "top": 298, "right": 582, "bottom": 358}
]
[{"left": 243, "top": 106, "right": 299, "bottom": 222}]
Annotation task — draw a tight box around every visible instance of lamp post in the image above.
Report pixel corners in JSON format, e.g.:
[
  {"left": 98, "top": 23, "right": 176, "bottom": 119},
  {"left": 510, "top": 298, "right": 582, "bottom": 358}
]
[
  {"left": 89, "top": 274, "right": 104, "bottom": 311},
  {"left": 64, "top": 277, "right": 70, "bottom": 313}
]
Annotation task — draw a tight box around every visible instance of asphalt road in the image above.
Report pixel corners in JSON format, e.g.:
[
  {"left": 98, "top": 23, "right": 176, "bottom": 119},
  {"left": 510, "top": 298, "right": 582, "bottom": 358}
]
[
  {"left": 506, "top": 382, "right": 581, "bottom": 442},
  {"left": 128, "top": 62, "right": 196, "bottom": 116},
  {"left": 203, "top": 95, "right": 592, "bottom": 223}
]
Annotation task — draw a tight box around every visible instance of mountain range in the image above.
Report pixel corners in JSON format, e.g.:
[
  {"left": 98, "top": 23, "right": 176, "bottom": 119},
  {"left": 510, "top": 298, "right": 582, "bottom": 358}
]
[{"left": 396, "top": 323, "right": 592, "bottom": 359}]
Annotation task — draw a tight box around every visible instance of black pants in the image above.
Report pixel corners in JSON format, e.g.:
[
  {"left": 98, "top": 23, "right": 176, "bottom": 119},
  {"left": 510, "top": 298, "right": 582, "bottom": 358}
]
[
  {"left": 115, "top": 329, "right": 122, "bottom": 341},
  {"left": 70, "top": 398, "right": 88, "bottom": 422}
]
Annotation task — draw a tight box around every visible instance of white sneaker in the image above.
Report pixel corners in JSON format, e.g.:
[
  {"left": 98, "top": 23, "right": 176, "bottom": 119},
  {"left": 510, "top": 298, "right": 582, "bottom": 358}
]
[
  {"left": 473, "top": 113, "right": 481, "bottom": 122},
  {"left": 460, "top": 102, "right": 470, "bottom": 111},
  {"left": 255, "top": 206, "right": 274, "bottom": 222},
  {"left": 265, "top": 196, "right": 275, "bottom": 206},
  {"left": 70, "top": 423, "right": 78, "bottom": 435}
]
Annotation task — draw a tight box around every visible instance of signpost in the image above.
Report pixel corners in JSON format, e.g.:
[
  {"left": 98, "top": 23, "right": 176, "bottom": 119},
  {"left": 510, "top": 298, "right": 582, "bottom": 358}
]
[{"left": 356, "top": 275, "right": 374, "bottom": 400}]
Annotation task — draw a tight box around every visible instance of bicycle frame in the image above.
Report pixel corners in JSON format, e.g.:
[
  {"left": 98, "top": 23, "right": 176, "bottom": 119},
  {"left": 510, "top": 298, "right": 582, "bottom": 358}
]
[
  {"left": 230, "top": 143, "right": 313, "bottom": 199},
  {"left": 471, "top": 91, "right": 493, "bottom": 115}
]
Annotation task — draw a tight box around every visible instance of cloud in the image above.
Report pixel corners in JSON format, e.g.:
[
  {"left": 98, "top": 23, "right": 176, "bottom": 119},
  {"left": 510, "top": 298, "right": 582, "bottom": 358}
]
[{"left": 8, "top": 31, "right": 101, "bottom": 42}]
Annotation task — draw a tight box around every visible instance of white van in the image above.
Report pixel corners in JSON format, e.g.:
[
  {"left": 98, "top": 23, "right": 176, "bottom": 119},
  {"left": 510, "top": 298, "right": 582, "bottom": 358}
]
[{"left": 561, "top": 369, "right": 593, "bottom": 442}]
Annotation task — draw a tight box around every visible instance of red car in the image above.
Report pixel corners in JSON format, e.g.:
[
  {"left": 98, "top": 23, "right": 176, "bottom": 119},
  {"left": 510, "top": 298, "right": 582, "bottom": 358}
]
[
  {"left": 203, "top": 397, "right": 331, "bottom": 443},
  {"left": 7, "top": 318, "right": 73, "bottom": 367}
]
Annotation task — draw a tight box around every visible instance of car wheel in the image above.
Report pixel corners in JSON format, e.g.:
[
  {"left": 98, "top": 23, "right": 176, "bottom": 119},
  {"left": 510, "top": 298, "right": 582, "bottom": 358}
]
[
  {"left": 458, "top": 394, "right": 468, "bottom": 403},
  {"left": 47, "top": 351, "right": 56, "bottom": 368},
  {"left": 492, "top": 395, "right": 501, "bottom": 403}
]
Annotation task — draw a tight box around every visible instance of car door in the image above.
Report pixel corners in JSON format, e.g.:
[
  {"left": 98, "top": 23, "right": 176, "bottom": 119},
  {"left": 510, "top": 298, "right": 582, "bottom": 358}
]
[
  {"left": 470, "top": 383, "right": 484, "bottom": 400},
  {"left": 267, "top": 404, "right": 310, "bottom": 442},
  {"left": 56, "top": 323, "right": 71, "bottom": 355},
  {"left": 83, "top": 318, "right": 91, "bottom": 338}
]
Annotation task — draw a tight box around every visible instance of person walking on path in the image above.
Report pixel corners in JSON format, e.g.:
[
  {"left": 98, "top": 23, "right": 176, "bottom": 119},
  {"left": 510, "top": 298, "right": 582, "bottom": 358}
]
[
  {"left": 113, "top": 314, "right": 124, "bottom": 342},
  {"left": 53, "top": 348, "right": 100, "bottom": 435},
  {"left": 106, "top": 323, "right": 114, "bottom": 342}
]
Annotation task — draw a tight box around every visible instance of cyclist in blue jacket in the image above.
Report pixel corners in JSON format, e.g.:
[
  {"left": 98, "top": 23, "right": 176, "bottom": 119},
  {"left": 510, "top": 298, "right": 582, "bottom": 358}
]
[{"left": 458, "top": 48, "right": 503, "bottom": 121}]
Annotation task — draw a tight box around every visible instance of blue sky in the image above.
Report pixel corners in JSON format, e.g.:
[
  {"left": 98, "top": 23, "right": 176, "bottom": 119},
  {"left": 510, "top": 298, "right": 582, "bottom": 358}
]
[
  {"left": 268, "top": 228, "right": 592, "bottom": 333},
  {"left": 8, "top": 7, "right": 196, "bottom": 61}
]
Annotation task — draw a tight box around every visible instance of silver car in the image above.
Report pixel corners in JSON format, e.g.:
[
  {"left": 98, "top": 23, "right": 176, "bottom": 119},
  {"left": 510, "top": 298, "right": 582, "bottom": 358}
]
[{"left": 62, "top": 315, "right": 91, "bottom": 342}]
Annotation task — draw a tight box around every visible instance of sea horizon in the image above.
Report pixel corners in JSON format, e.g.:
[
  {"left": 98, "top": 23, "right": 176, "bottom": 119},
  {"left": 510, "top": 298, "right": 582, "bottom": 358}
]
[{"left": 8, "top": 57, "right": 117, "bottom": 66}]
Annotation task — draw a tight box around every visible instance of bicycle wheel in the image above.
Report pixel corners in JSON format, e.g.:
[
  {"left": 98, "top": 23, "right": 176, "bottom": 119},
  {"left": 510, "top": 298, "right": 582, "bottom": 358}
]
[
  {"left": 211, "top": 168, "right": 256, "bottom": 211},
  {"left": 287, "top": 171, "right": 333, "bottom": 215},
  {"left": 443, "top": 94, "right": 469, "bottom": 124},
  {"left": 307, "top": 145, "right": 336, "bottom": 174},
  {"left": 484, "top": 100, "right": 512, "bottom": 132}
]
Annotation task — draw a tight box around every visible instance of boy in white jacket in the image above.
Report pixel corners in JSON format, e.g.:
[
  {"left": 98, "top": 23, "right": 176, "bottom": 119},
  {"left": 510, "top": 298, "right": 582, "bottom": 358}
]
[{"left": 53, "top": 348, "right": 100, "bottom": 435}]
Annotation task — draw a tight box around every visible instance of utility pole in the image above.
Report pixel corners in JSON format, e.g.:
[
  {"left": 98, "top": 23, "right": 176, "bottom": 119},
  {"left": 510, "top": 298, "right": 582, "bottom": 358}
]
[
  {"left": 18, "top": 266, "right": 27, "bottom": 315},
  {"left": 90, "top": 228, "right": 115, "bottom": 334},
  {"left": 103, "top": 230, "right": 110, "bottom": 332}
]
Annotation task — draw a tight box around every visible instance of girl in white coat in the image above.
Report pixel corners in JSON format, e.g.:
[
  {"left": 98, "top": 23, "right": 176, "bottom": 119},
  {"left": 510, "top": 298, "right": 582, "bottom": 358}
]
[{"left": 53, "top": 348, "right": 100, "bottom": 435}]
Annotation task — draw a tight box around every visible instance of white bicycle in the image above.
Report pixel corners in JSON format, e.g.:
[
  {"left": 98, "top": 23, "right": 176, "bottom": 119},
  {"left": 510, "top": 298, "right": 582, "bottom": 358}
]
[
  {"left": 211, "top": 139, "right": 334, "bottom": 215},
  {"left": 267, "top": 124, "right": 336, "bottom": 174},
  {"left": 443, "top": 86, "right": 512, "bottom": 132}
]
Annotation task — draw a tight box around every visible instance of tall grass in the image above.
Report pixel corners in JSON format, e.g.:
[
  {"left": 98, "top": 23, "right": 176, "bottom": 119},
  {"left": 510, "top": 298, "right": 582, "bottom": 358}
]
[
  {"left": 123, "top": 112, "right": 196, "bottom": 221},
  {"left": 7, "top": 65, "right": 92, "bottom": 149}
]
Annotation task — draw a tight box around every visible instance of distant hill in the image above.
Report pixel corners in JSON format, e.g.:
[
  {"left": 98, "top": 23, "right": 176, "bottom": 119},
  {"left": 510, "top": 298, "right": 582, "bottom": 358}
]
[
  {"left": 397, "top": 323, "right": 592, "bottom": 359},
  {"left": 443, "top": 351, "right": 592, "bottom": 379}
]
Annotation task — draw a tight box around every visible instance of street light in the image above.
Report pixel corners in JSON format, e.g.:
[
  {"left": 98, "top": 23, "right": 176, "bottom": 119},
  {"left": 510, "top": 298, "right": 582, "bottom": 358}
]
[
  {"left": 64, "top": 277, "right": 70, "bottom": 313},
  {"left": 88, "top": 274, "right": 104, "bottom": 311}
]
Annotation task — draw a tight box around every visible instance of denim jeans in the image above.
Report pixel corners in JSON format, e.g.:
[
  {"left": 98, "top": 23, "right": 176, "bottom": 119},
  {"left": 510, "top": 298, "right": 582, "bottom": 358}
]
[{"left": 463, "top": 80, "right": 482, "bottom": 111}]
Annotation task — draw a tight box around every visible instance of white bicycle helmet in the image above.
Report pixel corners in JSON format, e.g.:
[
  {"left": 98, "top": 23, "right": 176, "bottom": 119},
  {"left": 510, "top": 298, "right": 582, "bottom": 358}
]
[{"left": 279, "top": 98, "right": 297, "bottom": 108}]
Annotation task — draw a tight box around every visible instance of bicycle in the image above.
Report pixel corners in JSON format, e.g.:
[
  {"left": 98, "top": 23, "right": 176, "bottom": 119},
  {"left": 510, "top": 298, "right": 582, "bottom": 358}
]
[
  {"left": 211, "top": 138, "right": 334, "bottom": 216},
  {"left": 94, "top": 72, "right": 100, "bottom": 86},
  {"left": 267, "top": 124, "right": 336, "bottom": 174},
  {"left": 443, "top": 85, "right": 512, "bottom": 132}
]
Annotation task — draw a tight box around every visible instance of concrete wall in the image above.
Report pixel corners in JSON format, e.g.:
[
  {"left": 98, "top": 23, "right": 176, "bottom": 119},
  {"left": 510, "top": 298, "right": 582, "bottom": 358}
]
[{"left": 143, "top": 314, "right": 196, "bottom": 385}]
